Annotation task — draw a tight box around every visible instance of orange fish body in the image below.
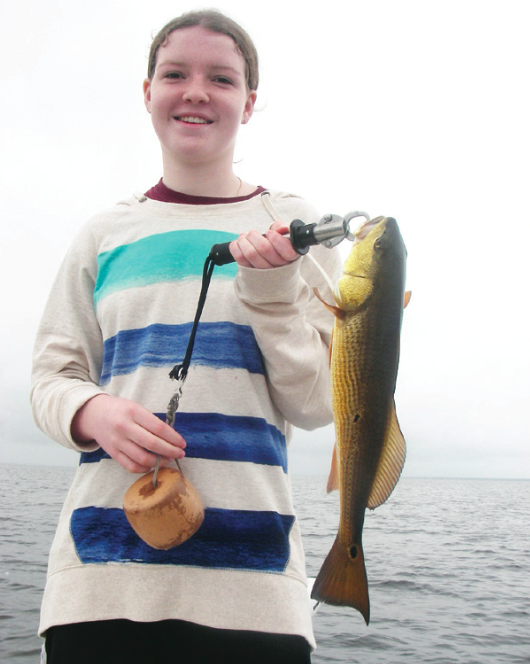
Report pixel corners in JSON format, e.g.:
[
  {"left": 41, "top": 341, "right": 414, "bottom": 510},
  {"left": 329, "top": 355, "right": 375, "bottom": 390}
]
[{"left": 311, "top": 216, "right": 408, "bottom": 624}]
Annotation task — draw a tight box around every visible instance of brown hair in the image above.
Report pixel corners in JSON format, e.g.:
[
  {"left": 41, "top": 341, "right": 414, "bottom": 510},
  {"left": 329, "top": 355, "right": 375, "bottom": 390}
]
[{"left": 147, "top": 9, "right": 259, "bottom": 91}]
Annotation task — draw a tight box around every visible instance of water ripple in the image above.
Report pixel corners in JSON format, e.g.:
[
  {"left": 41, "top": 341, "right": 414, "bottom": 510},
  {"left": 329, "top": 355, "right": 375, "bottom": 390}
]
[
  {"left": 1, "top": 467, "right": 529, "bottom": 663},
  {"left": 293, "top": 476, "right": 530, "bottom": 663}
]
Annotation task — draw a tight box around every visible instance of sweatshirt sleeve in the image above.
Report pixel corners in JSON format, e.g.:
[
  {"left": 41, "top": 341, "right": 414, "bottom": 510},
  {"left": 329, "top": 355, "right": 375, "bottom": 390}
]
[
  {"left": 30, "top": 220, "right": 109, "bottom": 451},
  {"left": 233, "top": 242, "right": 342, "bottom": 431}
]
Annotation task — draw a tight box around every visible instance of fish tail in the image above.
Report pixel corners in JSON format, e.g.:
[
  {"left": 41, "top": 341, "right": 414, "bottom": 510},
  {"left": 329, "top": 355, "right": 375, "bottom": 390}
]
[{"left": 311, "top": 537, "right": 370, "bottom": 625}]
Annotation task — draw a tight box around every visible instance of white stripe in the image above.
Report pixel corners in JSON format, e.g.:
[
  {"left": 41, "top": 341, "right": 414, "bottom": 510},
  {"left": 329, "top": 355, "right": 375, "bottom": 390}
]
[
  {"left": 105, "top": 366, "right": 281, "bottom": 429},
  {"left": 73, "top": 457, "right": 295, "bottom": 514}
]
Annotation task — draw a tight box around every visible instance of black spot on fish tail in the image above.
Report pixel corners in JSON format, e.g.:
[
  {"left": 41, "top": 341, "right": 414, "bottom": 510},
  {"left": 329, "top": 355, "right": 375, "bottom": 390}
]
[
  {"left": 354, "top": 414, "right": 360, "bottom": 423},
  {"left": 312, "top": 538, "right": 370, "bottom": 623}
]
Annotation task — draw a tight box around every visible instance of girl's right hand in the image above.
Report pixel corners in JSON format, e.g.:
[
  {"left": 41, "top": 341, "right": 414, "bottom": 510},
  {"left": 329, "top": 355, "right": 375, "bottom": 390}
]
[
  {"left": 229, "top": 222, "right": 300, "bottom": 269},
  {"left": 71, "top": 394, "right": 186, "bottom": 473}
]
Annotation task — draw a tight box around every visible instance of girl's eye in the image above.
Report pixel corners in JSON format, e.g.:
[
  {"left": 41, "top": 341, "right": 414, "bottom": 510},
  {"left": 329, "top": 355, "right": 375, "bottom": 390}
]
[
  {"left": 214, "top": 76, "right": 233, "bottom": 85},
  {"left": 165, "top": 72, "right": 184, "bottom": 80}
]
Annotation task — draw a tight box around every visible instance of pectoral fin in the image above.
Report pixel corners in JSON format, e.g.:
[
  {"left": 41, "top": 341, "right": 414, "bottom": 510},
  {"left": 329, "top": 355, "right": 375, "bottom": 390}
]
[
  {"left": 326, "top": 443, "right": 340, "bottom": 494},
  {"left": 404, "top": 291, "right": 412, "bottom": 308},
  {"left": 328, "top": 328, "right": 334, "bottom": 367},
  {"left": 314, "top": 288, "right": 345, "bottom": 320},
  {"left": 367, "top": 400, "right": 406, "bottom": 509}
]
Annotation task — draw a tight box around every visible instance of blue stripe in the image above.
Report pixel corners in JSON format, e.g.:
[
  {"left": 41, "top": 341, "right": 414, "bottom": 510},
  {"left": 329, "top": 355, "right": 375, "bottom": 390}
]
[
  {"left": 95, "top": 229, "right": 238, "bottom": 305},
  {"left": 80, "top": 413, "right": 287, "bottom": 472},
  {"left": 99, "top": 322, "right": 264, "bottom": 385},
  {"left": 160, "top": 412, "right": 287, "bottom": 472},
  {"left": 70, "top": 506, "right": 294, "bottom": 572},
  {"left": 79, "top": 448, "right": 110, "bottom": 464}
]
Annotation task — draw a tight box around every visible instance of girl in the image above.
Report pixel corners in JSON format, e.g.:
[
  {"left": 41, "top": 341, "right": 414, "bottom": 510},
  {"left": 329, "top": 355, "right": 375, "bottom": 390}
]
[{"left": 31, "top": 9, "right": 341, "bottom": 663}]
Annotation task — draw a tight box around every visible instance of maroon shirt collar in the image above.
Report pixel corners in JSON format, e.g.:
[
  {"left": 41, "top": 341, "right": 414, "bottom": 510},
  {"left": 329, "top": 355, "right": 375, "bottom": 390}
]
[{"left": 145, "top": 178, "right": 266, "bottom": 205}]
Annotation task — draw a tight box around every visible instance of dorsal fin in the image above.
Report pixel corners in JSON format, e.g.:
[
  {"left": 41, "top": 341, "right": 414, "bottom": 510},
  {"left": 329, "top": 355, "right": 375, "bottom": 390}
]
[{"left": 367, "top": 400, "right": 406, "bottom": 509}]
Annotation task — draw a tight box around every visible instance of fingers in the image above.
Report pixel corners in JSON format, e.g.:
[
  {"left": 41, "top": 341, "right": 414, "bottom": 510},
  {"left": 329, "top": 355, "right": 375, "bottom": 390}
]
[
  {"left": 132, "top": 406, "right": 186, "bottom": 458},
  {"left": 111, "top": 447, "right": 155, "bottom": 474},
  {"left": 109, "top": 407, "right": 186, "bottom": 473},
  {"left": 112, "top": 444, "right": 176, "bottom": 475},
  {"left": 268, "top": 221, "right": 290, "bottom": 235},
  {"left": 265, "top": 228, "right": 299, "bottom": 262},
  {"left": 230, "top": 227, "right": 299, "bottom": 269},
  {"left": 73, "top": 395, "right": 186, "bottom": 474}
]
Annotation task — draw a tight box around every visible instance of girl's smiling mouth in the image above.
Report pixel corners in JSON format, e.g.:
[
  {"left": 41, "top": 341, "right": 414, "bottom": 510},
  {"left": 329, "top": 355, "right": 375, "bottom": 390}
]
[{"left": 176, "top": 116, "right": 213, "bottom": 124}]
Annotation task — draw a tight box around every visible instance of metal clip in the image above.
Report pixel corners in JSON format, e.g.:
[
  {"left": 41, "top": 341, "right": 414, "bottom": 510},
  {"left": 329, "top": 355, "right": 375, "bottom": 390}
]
[
  {"left": 152, "top": 377, "right": 186, "bottom": 488},
  {"left": 343, "top": 211, "right": 371, "bottom": 242},
  {"left": 291, "top": 211, "right": 372, "bottom": 253},
  {"left": 312, "top": 213, "right": 350, "bottom": 249},
  {"left": 166, "top": 378, "right": 185, "bottom": 430}
]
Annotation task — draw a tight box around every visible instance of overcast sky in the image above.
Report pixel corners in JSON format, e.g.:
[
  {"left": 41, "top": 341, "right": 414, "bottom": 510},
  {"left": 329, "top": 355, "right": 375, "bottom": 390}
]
[{"left": 1, "top": 0, "right": 528, "bottom": 479}]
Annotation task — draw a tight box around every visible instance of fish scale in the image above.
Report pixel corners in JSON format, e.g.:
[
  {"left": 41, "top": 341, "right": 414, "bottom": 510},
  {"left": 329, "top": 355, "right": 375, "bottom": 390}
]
[{"left": 311, "top": 216, "right": 408, "bottom": 624}]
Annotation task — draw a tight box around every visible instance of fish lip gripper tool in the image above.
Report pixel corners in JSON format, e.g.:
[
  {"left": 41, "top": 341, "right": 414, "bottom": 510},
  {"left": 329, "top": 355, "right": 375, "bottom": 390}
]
[
  {"left": 168, "top": 210, "right": 371, "bottom": 406},
  {"left": 209, "top": 210, "right": 370, "bottom": 266}
]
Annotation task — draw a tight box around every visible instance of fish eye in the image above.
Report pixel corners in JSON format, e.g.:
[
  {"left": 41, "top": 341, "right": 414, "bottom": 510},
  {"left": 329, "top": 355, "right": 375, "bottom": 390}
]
[{"left": 374, "top": 237, "right": 384, "bottom": 250}]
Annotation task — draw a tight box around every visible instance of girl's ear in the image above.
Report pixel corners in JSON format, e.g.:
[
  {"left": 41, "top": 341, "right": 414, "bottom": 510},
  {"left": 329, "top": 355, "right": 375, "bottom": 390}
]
[
  {"left": 241, "top": 90, "right": 257, "bottom": 124},
  {"left": 143, "top": 79, "right": 152, "bottom": 113}
]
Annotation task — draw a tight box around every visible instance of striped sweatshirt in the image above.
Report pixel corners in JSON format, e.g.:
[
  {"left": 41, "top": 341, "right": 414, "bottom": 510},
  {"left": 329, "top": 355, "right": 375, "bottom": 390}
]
[{"left": 30, "top": 189, "right": 341, "bottom": 648}]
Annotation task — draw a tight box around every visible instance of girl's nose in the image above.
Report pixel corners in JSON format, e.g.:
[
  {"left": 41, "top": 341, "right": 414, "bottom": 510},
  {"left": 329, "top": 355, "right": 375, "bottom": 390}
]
[{"left": 183, "top": 77, "right": 209, "bottom": 103}]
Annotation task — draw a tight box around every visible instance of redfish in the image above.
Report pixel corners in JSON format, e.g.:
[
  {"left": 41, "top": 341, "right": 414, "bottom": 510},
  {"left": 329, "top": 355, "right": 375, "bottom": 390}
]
[{"left": 312, "top": 216, "right": 409, "bottom": 624}]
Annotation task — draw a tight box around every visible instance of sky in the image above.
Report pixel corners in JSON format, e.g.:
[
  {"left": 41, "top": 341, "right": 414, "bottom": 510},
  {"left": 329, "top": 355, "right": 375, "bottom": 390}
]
[{"left": 0, "top": 0, "right": 528, "bottom": 479}]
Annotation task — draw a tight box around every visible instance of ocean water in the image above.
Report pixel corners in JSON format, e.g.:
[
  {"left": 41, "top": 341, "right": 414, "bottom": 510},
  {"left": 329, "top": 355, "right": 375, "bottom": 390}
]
[{"left": 1, "top": 464, "right": 529, "bottom": 663}]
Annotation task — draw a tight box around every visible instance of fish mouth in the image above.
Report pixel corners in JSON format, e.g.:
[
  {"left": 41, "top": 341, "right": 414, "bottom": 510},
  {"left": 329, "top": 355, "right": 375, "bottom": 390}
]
[{"left": 352, "top": 216, "right": 385, "bottom": 244}]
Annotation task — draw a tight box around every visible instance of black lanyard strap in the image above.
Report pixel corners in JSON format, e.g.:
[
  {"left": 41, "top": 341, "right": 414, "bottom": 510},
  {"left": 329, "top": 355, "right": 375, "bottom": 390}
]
[{"left": 169, "top": 253, "right": 216, "bottom": 384}]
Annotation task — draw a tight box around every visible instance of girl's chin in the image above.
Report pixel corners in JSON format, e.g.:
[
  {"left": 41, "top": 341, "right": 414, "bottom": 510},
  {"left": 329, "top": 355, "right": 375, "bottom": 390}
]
[{"left": 162, "top": 140, "right": 235, "bottom": 167}]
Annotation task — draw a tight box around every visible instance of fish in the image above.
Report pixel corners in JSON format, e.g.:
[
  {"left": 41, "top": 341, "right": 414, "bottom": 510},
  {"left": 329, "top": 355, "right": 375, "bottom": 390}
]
[{"left": 311, "top": 216, "right": 410, "bottom": 625}]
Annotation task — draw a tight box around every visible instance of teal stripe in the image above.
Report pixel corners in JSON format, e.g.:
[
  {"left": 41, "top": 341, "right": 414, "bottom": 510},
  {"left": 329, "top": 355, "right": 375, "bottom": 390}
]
[{"left": 94, "top": 229, "right": 238, "bottom": 304}]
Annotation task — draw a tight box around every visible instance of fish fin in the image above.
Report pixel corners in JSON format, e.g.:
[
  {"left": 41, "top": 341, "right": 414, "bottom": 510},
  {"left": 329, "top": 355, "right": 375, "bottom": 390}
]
[
  {"left": 311, "top": 537, "right": 370, "bottom": 625},
  {"left": 367, "top": 400, "right": 406, "bottom": 510},
  {"left": 326, "top": 444, "right": 340, "bottom": 493},
  {"left": 404, "top": 291, "right": 412, "bottom": 308},
  {"left": 328, "top": 327, "right": 334, "bottom": 366},
  {"left": 314, "top": 287, "right": 345, "bottom": 319}
]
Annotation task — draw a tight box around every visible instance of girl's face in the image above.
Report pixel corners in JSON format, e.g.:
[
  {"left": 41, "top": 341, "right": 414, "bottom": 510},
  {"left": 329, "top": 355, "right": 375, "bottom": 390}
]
[{"left": 143, "top": 26, "right": 256, "bottom": 170}]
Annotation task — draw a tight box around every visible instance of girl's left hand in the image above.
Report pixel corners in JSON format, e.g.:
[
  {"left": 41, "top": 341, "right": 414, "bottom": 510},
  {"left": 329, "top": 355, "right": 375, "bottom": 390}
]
[{"left": 229, "top": 222, "right": 300, "bottom": 269}]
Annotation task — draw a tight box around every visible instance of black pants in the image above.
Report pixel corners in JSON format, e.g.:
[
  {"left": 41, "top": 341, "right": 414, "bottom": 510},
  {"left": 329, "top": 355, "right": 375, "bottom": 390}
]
[{"left": 45, "top": 619, "right": 312, "bottom": 663}]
